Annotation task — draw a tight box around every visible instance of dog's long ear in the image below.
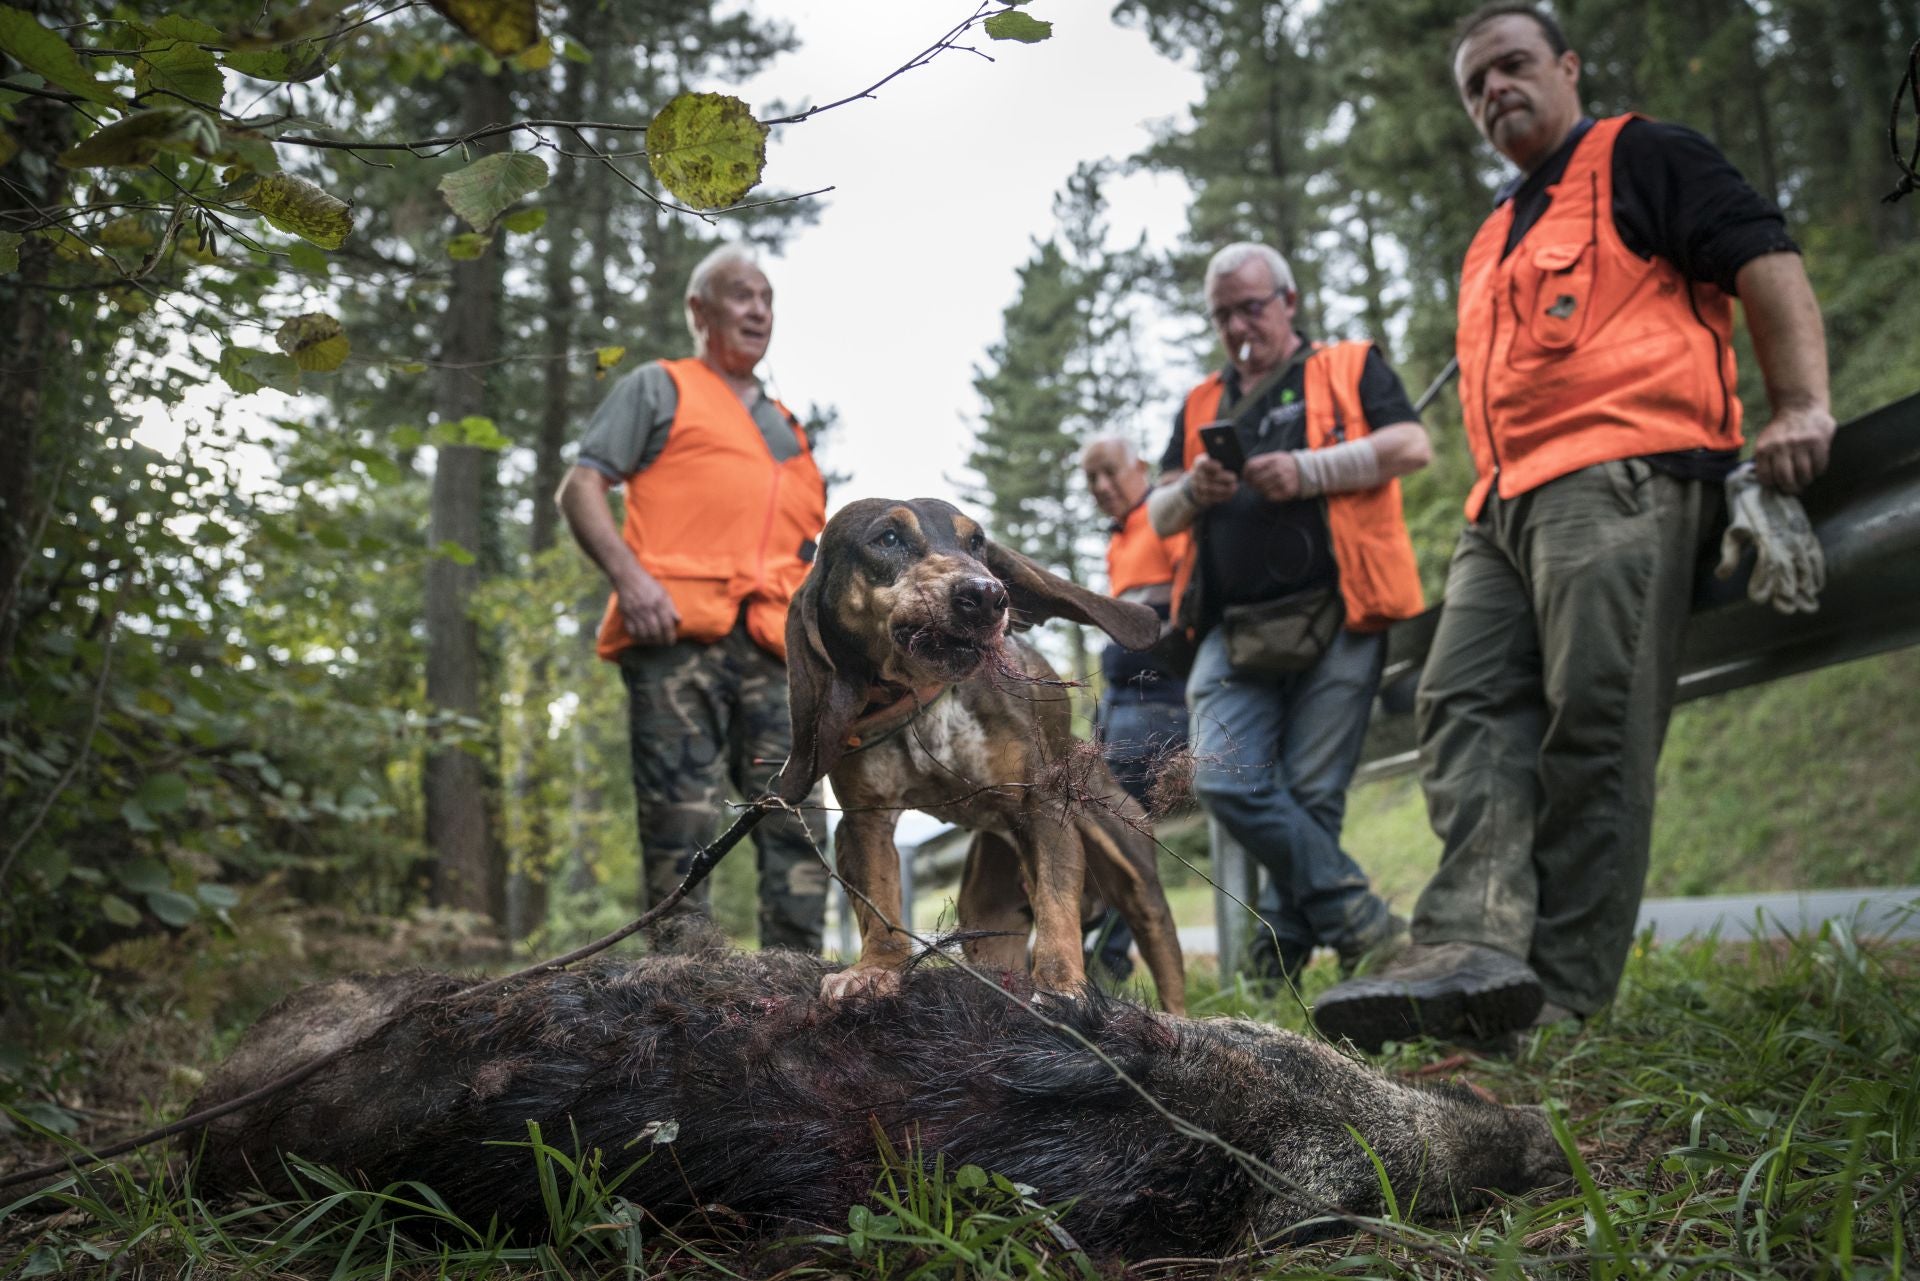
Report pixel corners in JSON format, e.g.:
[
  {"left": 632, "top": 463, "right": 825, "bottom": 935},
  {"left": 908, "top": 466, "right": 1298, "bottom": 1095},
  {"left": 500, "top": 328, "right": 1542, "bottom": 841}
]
[
  {"left": 773, "top": 561, "right": 868, "bottom": 804},
  {"left": 982, "top": 541, "right": 1162, "bottom": 651}
]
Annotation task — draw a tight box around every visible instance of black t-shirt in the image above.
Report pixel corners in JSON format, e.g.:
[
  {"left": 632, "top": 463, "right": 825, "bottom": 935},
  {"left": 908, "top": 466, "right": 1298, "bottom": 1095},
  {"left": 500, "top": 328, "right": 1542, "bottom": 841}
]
[
  {"left": 1497, "top": 117, "right": 1798, "bottom": 484},
  {"left": 1159, "top": 339, "right": 1418, "bottom": 630}
]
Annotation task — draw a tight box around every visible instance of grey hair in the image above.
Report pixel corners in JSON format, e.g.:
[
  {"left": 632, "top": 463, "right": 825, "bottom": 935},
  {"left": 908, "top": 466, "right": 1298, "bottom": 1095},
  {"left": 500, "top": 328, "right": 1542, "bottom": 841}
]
[
  {"left": 1203, "top": 242, "right": 1296, "bottom": 300},
  {"left": 1078, "top": 435, "right": 1142, "bottom": 468},
  {"left": 684, "top": 243, "right": 764, "bottom": 343}
]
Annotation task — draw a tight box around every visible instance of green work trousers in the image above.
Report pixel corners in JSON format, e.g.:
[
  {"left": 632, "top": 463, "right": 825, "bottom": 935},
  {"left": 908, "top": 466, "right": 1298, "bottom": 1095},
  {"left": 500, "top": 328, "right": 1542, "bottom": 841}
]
[{"left": 1412, "top": 458, "right": 1713, "bottom": 1015}]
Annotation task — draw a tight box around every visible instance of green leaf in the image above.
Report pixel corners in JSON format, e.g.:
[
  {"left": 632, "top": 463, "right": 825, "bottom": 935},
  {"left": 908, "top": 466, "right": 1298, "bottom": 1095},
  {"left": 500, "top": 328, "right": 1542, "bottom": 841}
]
[
  {"left": 221, "top": 42, "right": 331, "bottom": 83},
  {"left": 0, "top": 8, "right": 116, "bottom": 106},
  {"left": 0, "top": 230, "right": 20, "bottom": 273},
  {"left": 646, "top": 92, "right": 767, "bottom": 210},
  {"left": 218, "top": 345, "right": 301, "bottom": 395},
  {"left": 196, "top": 883, "right": 241, "bottom": 909},
  {"left": 428, "top": 0, "right": 540, "bottom": 56},
  {"left": 241, "top": 173, "right": 353, "bottom": 249},
  {"left": 285, "top": 239, "right": 331, "bottom": 274},
  {"left": 438, "top": 151, "right": 550, "bottom": 231},
  {"left": 17, "top": 843, "right": 68, "bottom": 889},
  {"left": 120, "top": 797, "right": 158, "bottom": 831},
  {"left": 596, "top": 345, "right": 626, "bottom": 374},
  {"left": 560, "top": 36, "right": 592, "bottom": 63},
  {"left": 214, "top": 126, "right": 279, "bottom": 176},
  {"left": 984, "top": 11, "right": 1052, "bottom": 42},
  {"left": 275, "top": 312, "right": 350, "bottom": 371},
  {"left": 118, "top": 857, "right": 172, "bottom": 894},
  {"left": 446, "top": 231, "right": 492, "bottom": 260},
  {"left": 433, "top": 539, "right": 477, "bottom": 566},
  {"left": 500, "top": 206, "right": 546, "bottom": 234},
  {"left": 436, "top": 414, "right": 510, "bottom": 449},
  {"left": 135, "top": 39, "right": 225, "bottom": 110},
  {"left": 136, "top": 771, "right": 190, "bottom": 815},
  {"left": 146, "top": 889, "right": 201, "bottom": 926},
  {"left": 100, "top": 894, "right": 142, "bottom": 927},
  {"left": 60, "top": 108, "right": 221, "bottom": 169},
  {"left": 510, "top": 38, "right": 552, "bottom": 71}
]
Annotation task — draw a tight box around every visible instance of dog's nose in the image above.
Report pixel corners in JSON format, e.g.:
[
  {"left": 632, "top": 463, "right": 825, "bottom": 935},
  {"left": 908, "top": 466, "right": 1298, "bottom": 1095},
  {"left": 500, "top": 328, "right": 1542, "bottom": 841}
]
[{"left": 951, "top": 577, "right": 1008, "bottom": 624}]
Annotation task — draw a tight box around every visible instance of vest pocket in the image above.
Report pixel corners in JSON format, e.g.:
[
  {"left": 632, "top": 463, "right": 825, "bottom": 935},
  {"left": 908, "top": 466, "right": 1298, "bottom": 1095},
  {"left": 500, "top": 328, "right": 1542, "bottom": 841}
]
[{"left": 1513, "top": 240, "right": 1595, "bottom": 353}]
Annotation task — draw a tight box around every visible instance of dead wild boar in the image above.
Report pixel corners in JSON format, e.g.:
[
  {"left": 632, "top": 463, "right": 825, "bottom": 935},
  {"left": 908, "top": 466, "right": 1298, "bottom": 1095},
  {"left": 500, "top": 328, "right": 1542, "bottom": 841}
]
[{"left": 190, "top": 948, "right": 1570, "bottom": 1257}]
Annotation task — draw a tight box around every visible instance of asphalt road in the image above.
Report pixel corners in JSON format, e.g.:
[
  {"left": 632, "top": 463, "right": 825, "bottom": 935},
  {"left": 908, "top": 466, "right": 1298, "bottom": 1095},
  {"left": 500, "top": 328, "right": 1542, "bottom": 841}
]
[{"left": 1176, "top": 885, "right": 1920, "bottom": 956}]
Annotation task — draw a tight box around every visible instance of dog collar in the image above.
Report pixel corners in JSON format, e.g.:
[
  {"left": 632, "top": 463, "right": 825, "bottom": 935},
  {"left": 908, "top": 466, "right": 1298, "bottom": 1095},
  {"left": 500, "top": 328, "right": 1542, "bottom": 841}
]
[{"left": 843, "top": 681, "right": 949, "bottom": 751}]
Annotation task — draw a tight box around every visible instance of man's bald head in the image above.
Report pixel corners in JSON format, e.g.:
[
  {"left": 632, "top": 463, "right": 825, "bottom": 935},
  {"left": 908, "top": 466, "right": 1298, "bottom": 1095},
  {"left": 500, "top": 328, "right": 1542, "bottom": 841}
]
[{"left": 1081, "top": 436, "right": 1151, "bottom": 521}]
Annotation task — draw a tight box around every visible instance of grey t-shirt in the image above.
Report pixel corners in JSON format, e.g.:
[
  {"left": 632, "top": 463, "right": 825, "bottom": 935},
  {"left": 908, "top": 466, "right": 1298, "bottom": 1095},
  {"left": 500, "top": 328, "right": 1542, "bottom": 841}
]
[{"left": 574, "top": 361, "right": 805, "bottom": 481}]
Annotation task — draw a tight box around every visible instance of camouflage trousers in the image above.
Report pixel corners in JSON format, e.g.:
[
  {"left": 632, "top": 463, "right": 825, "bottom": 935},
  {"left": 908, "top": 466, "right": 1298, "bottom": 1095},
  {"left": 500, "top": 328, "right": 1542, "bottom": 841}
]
[{"left": 617, "top": 623, "right": 829, "bottom": 952}]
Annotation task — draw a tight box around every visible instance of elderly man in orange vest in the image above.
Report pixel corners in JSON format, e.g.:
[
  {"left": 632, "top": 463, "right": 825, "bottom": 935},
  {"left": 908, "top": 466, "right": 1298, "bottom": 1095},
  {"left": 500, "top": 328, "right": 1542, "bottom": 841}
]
[
  {"left": 1079, "top": 436, "right": 1191, "bottom": 979},
  {"left": 1151, "top": 242, "right": 1433, "bottom": 984},
  {"left": 556, "top": 244, "right": 829, "bottom": 951},
  {"left": 1314, "top": 2, "right": 1836, "bottom": 1051}
]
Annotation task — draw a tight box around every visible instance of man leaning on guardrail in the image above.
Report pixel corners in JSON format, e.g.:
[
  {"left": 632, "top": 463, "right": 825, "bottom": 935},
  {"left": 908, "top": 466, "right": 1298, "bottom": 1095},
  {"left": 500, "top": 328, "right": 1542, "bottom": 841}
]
[{"left": 1313, "top": 1, "right": 1837, "bottom": 1053}]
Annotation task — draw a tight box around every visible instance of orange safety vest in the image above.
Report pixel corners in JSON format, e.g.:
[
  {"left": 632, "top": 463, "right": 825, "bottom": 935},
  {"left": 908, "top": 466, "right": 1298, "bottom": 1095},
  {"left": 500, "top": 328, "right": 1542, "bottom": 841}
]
[
  {"left": 1106, "top": 500, "right": 1190, "bottom": 598},
  {"left": 1169, "top": 341, "right": 1425, "bottom": 634},
  {"left": 595, "top": 357, "right": 826, "bottom": 663},
  {"left": 1455, "top": 114, "right": 1743, "bottom": 520}
]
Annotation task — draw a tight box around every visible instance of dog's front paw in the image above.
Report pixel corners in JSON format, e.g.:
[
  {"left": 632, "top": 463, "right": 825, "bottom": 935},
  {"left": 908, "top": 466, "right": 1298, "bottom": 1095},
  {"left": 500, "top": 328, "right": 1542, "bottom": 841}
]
[{"left": 819, "top": 964, "right": 903, "bottom": 1003}]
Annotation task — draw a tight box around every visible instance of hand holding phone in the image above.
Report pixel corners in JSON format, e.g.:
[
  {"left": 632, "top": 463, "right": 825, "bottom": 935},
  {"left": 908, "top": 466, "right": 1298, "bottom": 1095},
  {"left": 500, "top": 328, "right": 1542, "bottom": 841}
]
[{"left": 1199, "top": 422, "right": 1246, "bottom": 474}]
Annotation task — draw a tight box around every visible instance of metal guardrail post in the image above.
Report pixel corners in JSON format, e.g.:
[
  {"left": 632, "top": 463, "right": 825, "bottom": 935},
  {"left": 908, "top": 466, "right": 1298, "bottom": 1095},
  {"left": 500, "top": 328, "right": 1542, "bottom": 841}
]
[{"left": 1209, "top": 816, "right": 1260, "bottom": 977}]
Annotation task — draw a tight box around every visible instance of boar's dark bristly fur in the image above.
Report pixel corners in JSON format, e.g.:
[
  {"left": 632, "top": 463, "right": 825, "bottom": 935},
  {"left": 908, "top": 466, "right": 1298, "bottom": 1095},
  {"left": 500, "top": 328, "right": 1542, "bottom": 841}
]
[{"left": 191, "top": 949, "right": 1570, "bottom": 1257}]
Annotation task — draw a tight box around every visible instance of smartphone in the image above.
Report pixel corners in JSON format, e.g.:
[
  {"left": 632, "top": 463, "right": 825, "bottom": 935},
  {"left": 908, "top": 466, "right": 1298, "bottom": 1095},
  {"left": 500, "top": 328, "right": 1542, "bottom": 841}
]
[{"left": 1198, "top": 422, "right": 1246, "bottom": 474}]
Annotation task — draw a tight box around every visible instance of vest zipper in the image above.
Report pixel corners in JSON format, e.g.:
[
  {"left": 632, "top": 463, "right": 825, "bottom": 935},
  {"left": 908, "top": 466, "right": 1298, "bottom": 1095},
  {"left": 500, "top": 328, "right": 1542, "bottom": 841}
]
[
  {"left": 754, "top": 465, "right": 781, "bottom": 593},
  {"left": 1479, "top": 298, "right": 1502, "bottom": 490}
]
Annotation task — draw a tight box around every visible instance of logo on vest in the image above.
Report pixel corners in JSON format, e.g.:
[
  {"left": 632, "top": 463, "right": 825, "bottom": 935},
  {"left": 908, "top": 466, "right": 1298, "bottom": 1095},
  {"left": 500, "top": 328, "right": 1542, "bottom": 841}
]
[
  {"left": 1256, "top": 400, "right": 1307, "bottom": 441},
  {"left": 1545, "top": 294, "right": 1578, "bottom": 320}
]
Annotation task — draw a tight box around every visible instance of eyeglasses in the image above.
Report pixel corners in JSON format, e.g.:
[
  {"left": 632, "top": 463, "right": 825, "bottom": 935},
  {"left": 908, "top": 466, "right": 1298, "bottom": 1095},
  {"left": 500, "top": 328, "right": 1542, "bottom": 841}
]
[{"left": 1209, "top": 288, "right": 1285, "bottom": 329}]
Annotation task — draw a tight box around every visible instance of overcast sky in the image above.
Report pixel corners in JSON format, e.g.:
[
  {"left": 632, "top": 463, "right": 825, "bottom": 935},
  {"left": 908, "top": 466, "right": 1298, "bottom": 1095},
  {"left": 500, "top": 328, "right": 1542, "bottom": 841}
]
[{"left": 733, "top": 1, "right": 1204, "bottom": 512}]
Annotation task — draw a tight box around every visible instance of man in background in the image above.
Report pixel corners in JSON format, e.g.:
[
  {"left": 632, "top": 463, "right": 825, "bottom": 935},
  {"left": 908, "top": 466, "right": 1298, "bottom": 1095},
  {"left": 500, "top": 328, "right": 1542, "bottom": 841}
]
[
  {"left": 1081, "top": 436, "right": 1191, "bottom": 978},
  {"left": 1152, "top": 242, "right": 1432, "bottom": 983},
  {"left": 555, "top": 244, "right": 829, "bottom": 951}
]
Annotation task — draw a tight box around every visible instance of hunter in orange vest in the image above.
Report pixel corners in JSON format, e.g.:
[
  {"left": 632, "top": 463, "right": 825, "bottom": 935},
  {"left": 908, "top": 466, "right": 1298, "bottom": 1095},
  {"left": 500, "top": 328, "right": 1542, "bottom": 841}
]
[
  {"left": 1313, "top": 3, "right": 1837, "bottom": 1055},
  {"left": 555, "top": 244, "right": 829, "bottom": 952},
  {"left": 1148, "top": 241, "right": 1432, "bottom": 984}
]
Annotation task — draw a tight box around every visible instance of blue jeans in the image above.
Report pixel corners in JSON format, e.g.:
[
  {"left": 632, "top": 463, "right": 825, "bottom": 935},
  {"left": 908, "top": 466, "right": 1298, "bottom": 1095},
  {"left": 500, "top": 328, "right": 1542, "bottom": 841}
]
[
  {"left": 1188, "top": 624, "right": 1389, "bottom": 965},
  {"left": 1098, "top": 697, "right": 1190, "bottom": 808}
]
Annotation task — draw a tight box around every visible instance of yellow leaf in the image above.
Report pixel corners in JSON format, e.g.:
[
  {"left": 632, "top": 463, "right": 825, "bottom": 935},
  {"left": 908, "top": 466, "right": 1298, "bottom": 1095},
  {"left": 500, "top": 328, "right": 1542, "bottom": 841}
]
[
  {"left": 275, "top": 312, "right": 350, "bottom": 372},
  {"left": 427, "top": 0, "right": 539, "bottom": 56}
]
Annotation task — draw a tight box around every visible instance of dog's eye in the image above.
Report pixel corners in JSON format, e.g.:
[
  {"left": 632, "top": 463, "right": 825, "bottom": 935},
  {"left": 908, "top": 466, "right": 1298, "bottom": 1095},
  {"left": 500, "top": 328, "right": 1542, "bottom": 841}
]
[
  {"left": 968, "top": 532, "right": 986, "bottom": 554},
  {"left": 873, "top": 528, "right": 901, "bottom": 550}
]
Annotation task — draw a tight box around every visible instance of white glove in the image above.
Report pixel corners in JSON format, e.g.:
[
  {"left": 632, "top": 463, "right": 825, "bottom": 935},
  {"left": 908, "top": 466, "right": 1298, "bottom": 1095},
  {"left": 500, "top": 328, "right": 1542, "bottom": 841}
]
[{"left": 1715, "top": 462, "right": 1825, "bottom": 614}]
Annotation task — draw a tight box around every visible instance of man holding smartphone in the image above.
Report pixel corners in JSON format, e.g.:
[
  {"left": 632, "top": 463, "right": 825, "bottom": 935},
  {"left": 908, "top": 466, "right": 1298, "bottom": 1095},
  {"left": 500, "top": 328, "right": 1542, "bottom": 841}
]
[{"left": 1150, "top": 242, "right": 1433, "bottom": 983}]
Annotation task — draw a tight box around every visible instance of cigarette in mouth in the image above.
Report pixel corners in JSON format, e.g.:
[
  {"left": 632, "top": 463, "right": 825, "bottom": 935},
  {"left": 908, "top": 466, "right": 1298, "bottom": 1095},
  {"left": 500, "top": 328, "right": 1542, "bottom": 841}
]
[{"left": 1238, "top": 341, "right": 1251, "bottom": 362}]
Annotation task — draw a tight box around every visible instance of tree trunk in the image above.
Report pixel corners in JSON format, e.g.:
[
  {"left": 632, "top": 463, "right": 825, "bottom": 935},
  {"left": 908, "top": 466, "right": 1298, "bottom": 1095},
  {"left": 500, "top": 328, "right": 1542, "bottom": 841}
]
[
  {"left": 504, "top": 43, "right": 591, "bottom": 942},
  {"left": 425, "top": 68, "right": 512, "bottom": 922},
  {"left": 0, "top": 96, "right": 72, "bottom": 669}
]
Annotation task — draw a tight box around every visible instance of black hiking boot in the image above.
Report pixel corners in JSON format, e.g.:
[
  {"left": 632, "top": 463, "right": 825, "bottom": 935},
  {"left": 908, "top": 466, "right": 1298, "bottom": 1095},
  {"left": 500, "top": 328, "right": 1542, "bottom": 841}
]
[{"left": 1311, "top": 941, "right": 1543, "bottom": 1053}]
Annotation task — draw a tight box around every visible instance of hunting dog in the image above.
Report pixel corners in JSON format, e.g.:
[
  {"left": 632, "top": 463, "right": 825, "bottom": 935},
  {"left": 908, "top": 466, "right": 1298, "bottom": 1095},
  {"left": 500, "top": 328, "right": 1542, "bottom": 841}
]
[{"left": 771, "top": 498, "right": 1188, "bottom": 1013}]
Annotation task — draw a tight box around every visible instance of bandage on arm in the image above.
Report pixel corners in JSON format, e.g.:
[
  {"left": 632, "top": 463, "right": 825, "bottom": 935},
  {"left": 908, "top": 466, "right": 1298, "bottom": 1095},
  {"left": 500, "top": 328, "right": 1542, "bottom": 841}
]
[
  {"left": 1148, "top": 474, "right": 1200, "bottom": 535},
  {"left": 1290, "top": 438, "right": 1381, "bottom": 498}
]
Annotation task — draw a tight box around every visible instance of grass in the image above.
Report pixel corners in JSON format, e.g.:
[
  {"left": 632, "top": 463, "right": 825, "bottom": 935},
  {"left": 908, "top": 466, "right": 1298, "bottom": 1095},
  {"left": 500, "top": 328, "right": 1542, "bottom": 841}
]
[
  {"left": 1340, "top": 647, "right": 1920, "bottom": 905},
  {"left": 5, "top": 917, "right": 1917, "bottom": 1279}
]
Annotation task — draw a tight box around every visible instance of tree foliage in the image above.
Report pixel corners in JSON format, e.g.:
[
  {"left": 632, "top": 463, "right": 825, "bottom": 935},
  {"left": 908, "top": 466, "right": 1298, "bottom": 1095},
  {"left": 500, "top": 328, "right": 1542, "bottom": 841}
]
[{"left": 0, "top": 0, "right": 1057, "bottom": 1090}]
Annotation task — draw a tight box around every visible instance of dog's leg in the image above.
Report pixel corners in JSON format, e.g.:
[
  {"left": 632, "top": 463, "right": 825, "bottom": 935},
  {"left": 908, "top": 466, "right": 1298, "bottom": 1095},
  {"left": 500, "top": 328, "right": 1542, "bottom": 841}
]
[
  {"left": 1082, "top": 813, "right": 1188, "bottom": 1015},
  {"left": 1013, "top": 814, "right": 1089, "bottom": 997},
  {"left": 820, "top": 808, "right": 914, "bottom": 1002},
  {"left": 956, "top": 831, "right": 1032, "bottom": 976}
]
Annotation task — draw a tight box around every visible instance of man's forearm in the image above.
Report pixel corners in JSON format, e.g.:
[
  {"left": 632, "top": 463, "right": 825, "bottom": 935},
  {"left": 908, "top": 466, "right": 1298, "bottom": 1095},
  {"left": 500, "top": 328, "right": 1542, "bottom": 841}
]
[
  {"left": 1737, "top": 252, "right": 1830, "bottom": 417},
  {"left": 1148, "top": 475, "right": 1199, "bottom": 536},
  {"left": 557, "top": 468, "right": 646, "bottom": 589}
]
